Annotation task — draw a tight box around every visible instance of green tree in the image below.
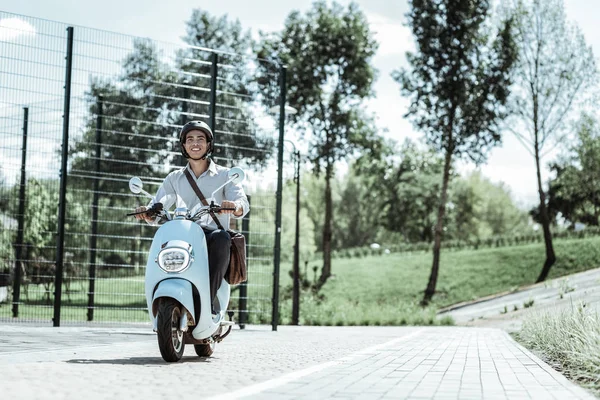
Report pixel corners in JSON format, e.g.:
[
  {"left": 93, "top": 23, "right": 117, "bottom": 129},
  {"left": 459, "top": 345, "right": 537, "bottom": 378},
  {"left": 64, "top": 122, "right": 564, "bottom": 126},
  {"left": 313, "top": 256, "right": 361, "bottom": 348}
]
[
  {"left": 394, "top": 0, "right": 517, "bottom": 304},
  {"left": 280, "top": 179, "right": 318, "bottom": 263},
  {"left": 504, "top": 0, "right": 597, "bottom": 282},
  {"left": 354, "top": 138, "right": 446, "bottom": 243},
  {"left": 447, "top": 171, "right": 529, "bottom": 240},
  {"left": 542, "top": 114, "right": 600, "bottom": 227},
  {"left": 175, "top": 10, "right": 274, "bottom": 167},
  {"left": 256, "top": 1, "right": 379, "bottom": 286}
]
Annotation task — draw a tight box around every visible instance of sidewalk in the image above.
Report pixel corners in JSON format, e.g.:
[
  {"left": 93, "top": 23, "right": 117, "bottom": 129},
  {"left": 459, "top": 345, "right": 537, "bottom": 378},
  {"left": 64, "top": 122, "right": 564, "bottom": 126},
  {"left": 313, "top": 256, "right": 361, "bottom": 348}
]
[{"left": 0, "top": 325, "right": 594, "bottom": 399}]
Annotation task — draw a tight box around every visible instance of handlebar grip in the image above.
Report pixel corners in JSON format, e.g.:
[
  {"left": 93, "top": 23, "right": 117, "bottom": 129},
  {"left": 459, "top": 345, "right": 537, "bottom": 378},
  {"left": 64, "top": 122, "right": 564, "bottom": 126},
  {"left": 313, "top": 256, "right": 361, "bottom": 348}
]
[
  {"left": 127, "top": 203, "right": 163, "bottom": 218},
  {"left": 126, "top": 210, "right": 150, "bottom": 216}
]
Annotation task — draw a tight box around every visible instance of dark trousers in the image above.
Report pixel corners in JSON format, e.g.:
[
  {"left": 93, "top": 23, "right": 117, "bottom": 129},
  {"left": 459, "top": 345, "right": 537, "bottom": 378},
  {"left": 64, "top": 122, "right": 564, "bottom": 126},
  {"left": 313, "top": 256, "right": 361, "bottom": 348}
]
[{"left": 203, "top": 228, "right": 231, "bottom": 304}]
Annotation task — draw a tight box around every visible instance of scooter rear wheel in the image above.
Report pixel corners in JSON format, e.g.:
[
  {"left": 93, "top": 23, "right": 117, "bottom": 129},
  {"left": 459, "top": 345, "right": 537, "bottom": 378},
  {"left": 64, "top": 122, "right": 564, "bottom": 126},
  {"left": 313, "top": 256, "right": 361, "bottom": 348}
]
[
  {"left": 157, "top": 298, "right": 185, "bottom": 362},
  {"left": 194, "top": 342, "right": 215, "bottom": 357}
]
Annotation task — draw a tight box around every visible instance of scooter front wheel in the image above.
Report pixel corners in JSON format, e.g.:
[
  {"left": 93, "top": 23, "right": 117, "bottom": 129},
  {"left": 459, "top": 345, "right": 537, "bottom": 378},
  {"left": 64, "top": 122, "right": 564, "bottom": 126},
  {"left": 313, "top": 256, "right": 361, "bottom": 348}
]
[{"left": 157, "top": 298, "right": 185, "bottom": 362}]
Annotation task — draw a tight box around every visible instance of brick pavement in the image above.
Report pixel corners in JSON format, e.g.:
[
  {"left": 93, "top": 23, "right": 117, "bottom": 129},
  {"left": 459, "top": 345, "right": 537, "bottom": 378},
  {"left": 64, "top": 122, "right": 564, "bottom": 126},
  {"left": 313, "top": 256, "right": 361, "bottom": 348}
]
[{"left": 0, "top": 325, "right": 594, "bottom": 400}]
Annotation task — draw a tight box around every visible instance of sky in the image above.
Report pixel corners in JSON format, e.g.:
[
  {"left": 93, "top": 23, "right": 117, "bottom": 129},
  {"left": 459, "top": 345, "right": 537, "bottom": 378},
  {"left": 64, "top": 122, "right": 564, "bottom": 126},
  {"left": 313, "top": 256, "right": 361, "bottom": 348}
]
[{"left": 0, "top": 0, "right": 598, "bottom": 208}]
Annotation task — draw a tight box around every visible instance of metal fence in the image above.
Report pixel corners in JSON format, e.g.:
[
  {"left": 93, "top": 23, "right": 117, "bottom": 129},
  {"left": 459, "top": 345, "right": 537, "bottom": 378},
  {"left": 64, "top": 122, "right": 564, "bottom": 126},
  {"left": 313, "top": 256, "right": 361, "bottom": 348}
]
[{"left": 0, "top": 12, "right": 286, "bottom": 328}]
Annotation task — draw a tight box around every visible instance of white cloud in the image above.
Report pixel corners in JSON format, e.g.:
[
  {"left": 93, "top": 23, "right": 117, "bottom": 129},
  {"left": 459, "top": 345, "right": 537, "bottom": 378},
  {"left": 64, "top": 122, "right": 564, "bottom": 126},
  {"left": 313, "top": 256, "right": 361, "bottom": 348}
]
[
  {"left": 365, "top": 12, "right": 414, "bottom": 58},
  {"left": 0, "top": 17, "right": 37, "bottom": 42}
]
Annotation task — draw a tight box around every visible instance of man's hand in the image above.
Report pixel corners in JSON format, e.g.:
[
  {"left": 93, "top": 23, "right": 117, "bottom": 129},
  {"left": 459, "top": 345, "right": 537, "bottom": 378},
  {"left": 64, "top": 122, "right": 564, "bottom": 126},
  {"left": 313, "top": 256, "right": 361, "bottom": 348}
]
[
  {"left": 220, "top": 200, "right": 242, "bottom": 216},
  {"left": 133, "top": 206, "right": 155, "bottom": 222}
]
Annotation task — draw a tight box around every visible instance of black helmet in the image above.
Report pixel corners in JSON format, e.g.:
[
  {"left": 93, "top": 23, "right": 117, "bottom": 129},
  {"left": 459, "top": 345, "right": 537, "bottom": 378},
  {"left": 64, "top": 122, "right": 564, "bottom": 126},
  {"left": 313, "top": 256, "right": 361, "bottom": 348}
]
[{"left": 179, "top": 120, "right": 214, "bottom": 160}]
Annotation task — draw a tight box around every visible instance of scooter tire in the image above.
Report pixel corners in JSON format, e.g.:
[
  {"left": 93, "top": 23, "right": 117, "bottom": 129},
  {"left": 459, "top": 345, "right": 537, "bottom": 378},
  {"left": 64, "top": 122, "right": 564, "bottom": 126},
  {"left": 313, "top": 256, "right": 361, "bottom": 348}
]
[
  {"left": 157, "top": 298, "right": 185, "bottom": 362},
  {"left": 194, "top": 342, "right": 215, "bottom": 357}
]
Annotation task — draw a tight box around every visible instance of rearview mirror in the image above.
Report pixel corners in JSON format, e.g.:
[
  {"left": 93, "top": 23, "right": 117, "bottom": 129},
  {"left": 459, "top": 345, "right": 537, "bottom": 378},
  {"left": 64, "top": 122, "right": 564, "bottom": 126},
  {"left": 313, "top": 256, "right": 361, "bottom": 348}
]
[
  {"left": 129, "top": 177, "right": 143, "bottom": 194},
  {"left": 227, "top": 167, "right": 245, "bottom": 185}
]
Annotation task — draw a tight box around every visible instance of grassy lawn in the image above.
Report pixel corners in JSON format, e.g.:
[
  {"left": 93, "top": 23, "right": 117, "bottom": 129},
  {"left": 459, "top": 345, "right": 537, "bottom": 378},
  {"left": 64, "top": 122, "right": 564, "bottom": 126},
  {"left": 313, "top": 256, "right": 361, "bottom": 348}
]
[
  {"left": 2, "top": 236, "right": 599, "bottom": 326},
  {"left": 277, "top": 236, "right": 600, "bottom": 325},
  {"left": 0, "top": 277, "right": 149, "bottom": 323}
]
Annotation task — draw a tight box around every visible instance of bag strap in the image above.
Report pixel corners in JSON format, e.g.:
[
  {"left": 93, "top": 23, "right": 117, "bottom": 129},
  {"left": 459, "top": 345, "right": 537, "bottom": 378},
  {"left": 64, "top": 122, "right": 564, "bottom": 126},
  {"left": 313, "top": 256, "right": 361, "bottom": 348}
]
[{"left": 183, "top": 168, "right": 225, "bottom": 230}]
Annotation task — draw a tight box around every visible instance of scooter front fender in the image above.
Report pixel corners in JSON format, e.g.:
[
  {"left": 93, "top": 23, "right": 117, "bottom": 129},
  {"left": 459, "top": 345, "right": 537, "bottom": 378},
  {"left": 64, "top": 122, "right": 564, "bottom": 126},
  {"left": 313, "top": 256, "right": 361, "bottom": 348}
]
[{"left": 151, "top": 279, "right": 195, "bottom": 331}]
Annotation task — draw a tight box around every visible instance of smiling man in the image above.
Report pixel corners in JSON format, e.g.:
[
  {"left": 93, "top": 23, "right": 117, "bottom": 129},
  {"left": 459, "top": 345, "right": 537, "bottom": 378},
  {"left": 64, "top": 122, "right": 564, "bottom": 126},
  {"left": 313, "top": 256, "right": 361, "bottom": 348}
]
[{"left": 133, "top": 120, "right": 249, "bottom": 308}]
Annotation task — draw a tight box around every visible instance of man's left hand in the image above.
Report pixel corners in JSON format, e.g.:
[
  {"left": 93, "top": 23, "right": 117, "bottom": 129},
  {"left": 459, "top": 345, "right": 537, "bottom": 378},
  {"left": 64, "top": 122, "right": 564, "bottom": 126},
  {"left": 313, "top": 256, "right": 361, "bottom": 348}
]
[{"left": 221, "top": 200, "right": 242, "bottom": 217}]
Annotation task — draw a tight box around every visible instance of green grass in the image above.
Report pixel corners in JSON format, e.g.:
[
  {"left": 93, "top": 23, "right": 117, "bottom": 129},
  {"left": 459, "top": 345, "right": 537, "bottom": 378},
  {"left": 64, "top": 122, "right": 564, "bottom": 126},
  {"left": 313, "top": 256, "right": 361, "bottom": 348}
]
[
  {"left": 515, "top": 303, "right": 600, "bottom": 396},
  {"left": 3, "top": 236, "right": 599, "bottom": 326},
  {"left": 277, "top": 236, "right": 600, "bottom": 326},
  {"left": 0, "top": 277, "right": 149, "bottom": 323}
]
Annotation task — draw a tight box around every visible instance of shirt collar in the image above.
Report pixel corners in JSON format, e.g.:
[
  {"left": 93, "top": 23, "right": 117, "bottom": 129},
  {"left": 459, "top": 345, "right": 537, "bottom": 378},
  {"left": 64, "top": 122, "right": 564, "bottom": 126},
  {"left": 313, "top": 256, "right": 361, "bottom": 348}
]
[
  {"left": 207, "top": 159, "right": 218, "bottom": 176},
  {"left": 185, "top": 159, "right": 218, "bottom": 178}
]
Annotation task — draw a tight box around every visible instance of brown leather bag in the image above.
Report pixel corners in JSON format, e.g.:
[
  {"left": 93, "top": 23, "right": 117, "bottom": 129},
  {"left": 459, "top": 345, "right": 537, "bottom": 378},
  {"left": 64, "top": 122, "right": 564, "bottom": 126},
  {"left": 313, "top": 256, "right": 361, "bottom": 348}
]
[{"left": 184, "top": 169, "right": 247, "bottom": 285}]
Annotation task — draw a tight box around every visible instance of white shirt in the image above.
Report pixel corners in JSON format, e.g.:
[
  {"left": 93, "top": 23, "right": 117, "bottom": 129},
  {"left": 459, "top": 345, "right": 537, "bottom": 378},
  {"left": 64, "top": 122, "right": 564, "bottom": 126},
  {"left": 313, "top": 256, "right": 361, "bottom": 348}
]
[{"left": 148, "top": 160, "right": 249, "bottom": 230}]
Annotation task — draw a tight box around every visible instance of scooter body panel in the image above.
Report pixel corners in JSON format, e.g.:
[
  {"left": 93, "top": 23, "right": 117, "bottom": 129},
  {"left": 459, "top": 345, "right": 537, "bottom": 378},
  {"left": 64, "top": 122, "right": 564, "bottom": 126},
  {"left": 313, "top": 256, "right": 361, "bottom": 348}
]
[
  {"left": 151, "top": 279, "right": 195, "bottom": 331},
  {"left": 145, "top": 219, "right": 227, "bottom": 340}
]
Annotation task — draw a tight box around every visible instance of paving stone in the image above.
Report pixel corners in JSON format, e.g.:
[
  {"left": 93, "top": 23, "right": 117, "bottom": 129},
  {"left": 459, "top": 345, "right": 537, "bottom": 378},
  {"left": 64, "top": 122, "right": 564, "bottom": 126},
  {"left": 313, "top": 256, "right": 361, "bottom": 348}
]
[{"left": 0, "top": 325, "right": 596, "bottom": 400}]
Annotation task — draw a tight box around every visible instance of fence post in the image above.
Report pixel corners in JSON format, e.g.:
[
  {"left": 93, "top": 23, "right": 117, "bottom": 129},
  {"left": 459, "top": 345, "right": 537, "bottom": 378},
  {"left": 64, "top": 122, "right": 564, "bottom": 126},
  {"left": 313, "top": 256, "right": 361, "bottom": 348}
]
[
  {"left": 87, "top": 96, "right": 102, "bottom": 321},
  {"left": 12, "top": 107, "right": 29, "bottom": 318},
  {"left": 208, "top": 52, "right": 218, "bottom": 133},
  {"left": 177, "top": 84, "right": 190, "bottom": 166},
  {"left": 272, "top": 65, "right": 287, "bottom": 331},
  {"left": 239, "top": 195, "right": 250, "bottom": 329},
  {"left": 53, "top": 26, "right": 74, "bottom": 327}
]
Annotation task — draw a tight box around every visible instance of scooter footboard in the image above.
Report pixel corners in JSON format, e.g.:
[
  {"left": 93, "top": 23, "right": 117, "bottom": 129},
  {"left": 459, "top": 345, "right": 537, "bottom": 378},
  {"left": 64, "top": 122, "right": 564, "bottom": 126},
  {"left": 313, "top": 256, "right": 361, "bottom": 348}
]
[{"left": 152, "top": 279, "right": 196, "bottom": 328}]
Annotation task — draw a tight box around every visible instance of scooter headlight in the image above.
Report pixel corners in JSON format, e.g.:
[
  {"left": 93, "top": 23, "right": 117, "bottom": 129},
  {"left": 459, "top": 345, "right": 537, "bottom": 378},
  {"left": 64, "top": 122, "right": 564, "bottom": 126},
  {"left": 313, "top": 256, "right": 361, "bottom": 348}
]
[{"left": 156, "top": 247, "right": 191, "bottom": 273}]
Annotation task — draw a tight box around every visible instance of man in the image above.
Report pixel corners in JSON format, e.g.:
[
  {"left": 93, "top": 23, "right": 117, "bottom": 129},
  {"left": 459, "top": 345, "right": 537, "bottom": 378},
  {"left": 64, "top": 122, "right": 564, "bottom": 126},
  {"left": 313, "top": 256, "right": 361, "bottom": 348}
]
[{"left": 134, "top": 121, "right": 249, "bottom": 306}]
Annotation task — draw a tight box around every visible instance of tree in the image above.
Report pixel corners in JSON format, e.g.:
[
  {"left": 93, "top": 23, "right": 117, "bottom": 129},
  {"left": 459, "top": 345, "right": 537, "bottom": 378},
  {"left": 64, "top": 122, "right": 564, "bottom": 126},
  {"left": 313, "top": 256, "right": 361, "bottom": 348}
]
[
  {"left": 394, "top": 0, "right": 517, "bottom": 304},
  {"left": 505, "top": 0, "right": 597, "bottom": 282},
  {"left": 256, "top": 1, "right": 379, "bottom": 286},
  {"left": 541, "top": 113, "right": 600, "bottom": 227},
  {"left": 176, "top": 10, "right": 274, "bottom": 167},
  {"left": 447, "top": 171, "right": 529, "bottom": 240},
  {"left": 354, "top": 138, "right": 446, "bottom": 243}
]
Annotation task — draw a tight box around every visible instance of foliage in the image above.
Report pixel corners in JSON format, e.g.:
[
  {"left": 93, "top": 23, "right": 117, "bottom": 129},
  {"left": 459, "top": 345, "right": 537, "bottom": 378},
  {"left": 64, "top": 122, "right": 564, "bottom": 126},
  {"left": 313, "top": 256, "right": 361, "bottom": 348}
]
[
  {"left": 177, "top": 9, "right": 274, "bottom": 167},
  {"left": 354, "top": 138, "right": 446, "bottom": 243},
  {"left": 279, "top": 178, "right": 318, "bottom": 263},
  {"left": 446, "top": 171, "right": 530, "bottom": 240},
  {"left": 502, "top": 0, "right": 597, "bottom": 282},
  {"left": 256, "top": 1, "right": 380, "bottom": 285},
  {"left": 394, "top": 0, "right": 518, "bottom": 303},
  {"left": 540, "top": 113, "right": 600, "bottom": 227}
]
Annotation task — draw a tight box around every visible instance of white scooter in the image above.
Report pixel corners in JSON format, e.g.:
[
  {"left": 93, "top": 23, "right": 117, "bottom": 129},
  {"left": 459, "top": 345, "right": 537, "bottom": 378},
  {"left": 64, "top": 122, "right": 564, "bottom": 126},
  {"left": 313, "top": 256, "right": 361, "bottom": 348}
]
[{"left": 127, "top": 167, "right": 245, "bottom": 362}]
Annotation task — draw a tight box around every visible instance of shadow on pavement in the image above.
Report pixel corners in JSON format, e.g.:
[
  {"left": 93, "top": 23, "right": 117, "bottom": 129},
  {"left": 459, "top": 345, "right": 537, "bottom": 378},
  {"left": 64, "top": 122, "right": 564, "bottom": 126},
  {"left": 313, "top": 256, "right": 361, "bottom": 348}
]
[{"left": 66, "top": 356, "right": 212, "bottom": 365}]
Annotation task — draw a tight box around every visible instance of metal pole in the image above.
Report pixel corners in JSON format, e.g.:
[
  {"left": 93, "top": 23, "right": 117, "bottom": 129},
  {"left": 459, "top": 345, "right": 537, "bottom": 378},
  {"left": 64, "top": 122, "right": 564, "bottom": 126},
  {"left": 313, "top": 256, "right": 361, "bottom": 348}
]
[
  {"left": 239, "top": 195, "right": 250, "bottom": 329},
  {"left": 209, "top": 52, "right": 218, "bottom": 133},
  {"left": 54, "top": 26, "right": 74, "bottom": 327},
  {"left": 87, "top": 96, "right": 102, "bottom": 321},
  {"left": 292, "top": 150, "right": 300, "bottom": 325},
  {"left": 178, "top": 85, "right": 190, "bottom": 166},
  {"left": 272, "top": 66, "right": 286, "bottom": 331},
  {"left": 12, "top": 107, "right": 28, "bottom": 318}
]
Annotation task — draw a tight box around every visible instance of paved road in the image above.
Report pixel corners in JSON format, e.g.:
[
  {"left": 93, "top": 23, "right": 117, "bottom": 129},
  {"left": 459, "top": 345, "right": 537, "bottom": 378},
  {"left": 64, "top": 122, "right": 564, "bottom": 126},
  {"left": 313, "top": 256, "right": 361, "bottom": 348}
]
[
  {"left": 440, "top": 268, "right": 600, "bottom": 332},
  {"left": 0, "top": 324, "right": 594, "bottom": 399}
]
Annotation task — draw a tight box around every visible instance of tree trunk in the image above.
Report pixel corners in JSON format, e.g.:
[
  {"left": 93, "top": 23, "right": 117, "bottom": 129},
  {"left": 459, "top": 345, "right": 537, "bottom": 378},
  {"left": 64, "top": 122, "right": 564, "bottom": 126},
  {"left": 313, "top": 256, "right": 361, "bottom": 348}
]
[
  {"left": 422, "top": 145, "right": 453, "bottom": 305},
  {"left": 534, "top": 140, "right": 556, "bottom": 283},
  {"left": 319, "top": 156, "right": 333, "bottom": 287}
]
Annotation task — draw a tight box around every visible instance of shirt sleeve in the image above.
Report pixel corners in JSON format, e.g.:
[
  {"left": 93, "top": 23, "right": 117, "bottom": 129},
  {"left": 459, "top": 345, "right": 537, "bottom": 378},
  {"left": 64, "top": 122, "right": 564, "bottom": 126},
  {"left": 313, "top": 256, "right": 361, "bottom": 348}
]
[
  {"left": 146, "top": 173, "right": 177, "bottom": 226},
  {"left": 225, "top": 180, "right": 249, "bottom": 220}
]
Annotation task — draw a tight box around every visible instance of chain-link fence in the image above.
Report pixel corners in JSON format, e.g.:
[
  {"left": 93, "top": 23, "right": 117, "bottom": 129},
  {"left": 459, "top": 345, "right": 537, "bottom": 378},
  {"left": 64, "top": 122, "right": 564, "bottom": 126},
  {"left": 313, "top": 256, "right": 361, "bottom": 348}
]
[{"left": 0, "top": 12, "right": 286, "bottom": 327}]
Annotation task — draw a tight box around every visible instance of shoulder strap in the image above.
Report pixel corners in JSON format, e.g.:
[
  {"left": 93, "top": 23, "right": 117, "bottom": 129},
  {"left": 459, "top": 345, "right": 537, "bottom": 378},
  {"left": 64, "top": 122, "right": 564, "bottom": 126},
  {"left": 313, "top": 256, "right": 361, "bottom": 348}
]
[
  {"left": 183, "top": 168, "right": 225, "bottom": 230},
  {"left": 184, "top": 168, "right": 208, "bottom": 206}
]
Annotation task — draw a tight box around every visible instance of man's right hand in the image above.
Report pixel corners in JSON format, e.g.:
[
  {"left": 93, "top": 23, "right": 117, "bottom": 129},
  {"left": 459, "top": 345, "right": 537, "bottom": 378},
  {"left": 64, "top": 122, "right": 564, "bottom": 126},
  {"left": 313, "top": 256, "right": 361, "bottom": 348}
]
[{"left": 134, "top": 206, "right": 154, "bottom": 222}]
